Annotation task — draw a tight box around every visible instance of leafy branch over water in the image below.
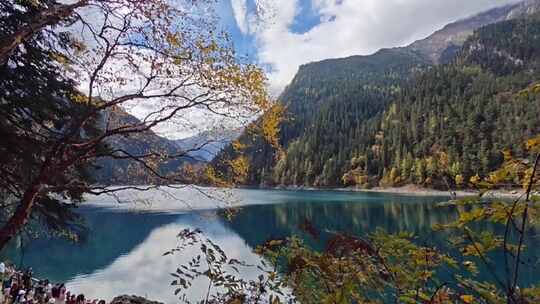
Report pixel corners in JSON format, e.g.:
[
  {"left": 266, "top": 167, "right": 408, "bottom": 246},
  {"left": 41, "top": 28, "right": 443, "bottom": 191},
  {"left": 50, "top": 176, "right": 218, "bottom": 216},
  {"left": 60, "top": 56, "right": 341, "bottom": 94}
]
[
  {"left": 169, "top": 134, "right": 540, "bottom": 303},
  {"left": 0, "top": 0, "right": 281, "bottom": 250}
]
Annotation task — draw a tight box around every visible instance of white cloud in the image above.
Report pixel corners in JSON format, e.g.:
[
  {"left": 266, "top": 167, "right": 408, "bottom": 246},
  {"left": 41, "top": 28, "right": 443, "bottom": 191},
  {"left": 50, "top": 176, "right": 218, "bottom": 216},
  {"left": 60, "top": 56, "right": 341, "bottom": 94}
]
[
  {"left": 66, "top": 0, "right": 524, "bottom": 139},
  {"left": 231, "top": 0, "right": 249, "bottom": 33},
  {"left": 232, "top": 0, "right": 521, "bottom": 95},
  {"left": 67, "top": 2, "right": 261, "bottom": 140},
  {"left": 67, "top": 221, "right": 267, "bottom": 303}
]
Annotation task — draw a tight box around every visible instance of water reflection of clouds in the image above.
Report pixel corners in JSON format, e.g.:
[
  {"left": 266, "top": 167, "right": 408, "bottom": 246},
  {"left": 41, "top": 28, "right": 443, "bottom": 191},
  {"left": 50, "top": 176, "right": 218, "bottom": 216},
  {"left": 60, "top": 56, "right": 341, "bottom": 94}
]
[
  {"left": 17, "top": 189, "right": 450, "bottom": 302},
  {"left": 66, "top": 220, "right": 265, "bottom": 304},
  {"left": 83, "top": 187, "right": 407, "bottom": 214},
  {"left": 83, "top": 187, "right": 289, "bottom": 214}
]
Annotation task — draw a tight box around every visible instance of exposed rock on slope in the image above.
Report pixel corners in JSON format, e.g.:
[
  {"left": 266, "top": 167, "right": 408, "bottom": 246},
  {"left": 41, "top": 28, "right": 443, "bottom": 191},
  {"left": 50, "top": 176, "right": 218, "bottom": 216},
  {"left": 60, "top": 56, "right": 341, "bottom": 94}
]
[{"left": 408, "top": 0, "right": 540, "bottom": 63}]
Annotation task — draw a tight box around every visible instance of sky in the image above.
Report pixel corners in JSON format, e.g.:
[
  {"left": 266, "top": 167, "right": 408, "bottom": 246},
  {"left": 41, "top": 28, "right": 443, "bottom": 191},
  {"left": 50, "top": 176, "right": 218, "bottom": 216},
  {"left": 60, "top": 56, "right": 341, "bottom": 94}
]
[
  {"left": 74, "top": 0, "right": 523, "bottom": 140},
  {"left": 215, "top": 0, "right": 521, "bottom": 96}
]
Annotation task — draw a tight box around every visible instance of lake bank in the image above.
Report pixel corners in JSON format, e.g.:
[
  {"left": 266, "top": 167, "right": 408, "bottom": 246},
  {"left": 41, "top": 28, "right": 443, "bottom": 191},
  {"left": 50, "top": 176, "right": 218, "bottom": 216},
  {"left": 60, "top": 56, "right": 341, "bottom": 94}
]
[
  {"left": 275, "top": 184, "right": 527, "bottom": 199},
  {"left": 347, "top": 185, "right": 527, "bottom": 199}
]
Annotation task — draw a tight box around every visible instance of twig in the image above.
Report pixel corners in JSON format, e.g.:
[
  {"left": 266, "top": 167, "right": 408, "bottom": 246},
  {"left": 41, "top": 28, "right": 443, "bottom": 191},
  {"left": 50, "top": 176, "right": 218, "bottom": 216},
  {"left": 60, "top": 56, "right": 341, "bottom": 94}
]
[{"left": 509, "top": 153, "right": 540, "bottom": 301}]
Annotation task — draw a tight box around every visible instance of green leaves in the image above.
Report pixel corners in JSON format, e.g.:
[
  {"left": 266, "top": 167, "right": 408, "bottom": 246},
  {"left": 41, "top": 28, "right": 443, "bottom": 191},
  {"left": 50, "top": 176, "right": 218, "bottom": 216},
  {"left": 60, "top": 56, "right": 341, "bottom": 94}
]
[
  {"left": 167, "top": 229, "right": 290, "bottom": 303},
  {"left": 461, "top": 229, "right": 503, "bottom": 258}
]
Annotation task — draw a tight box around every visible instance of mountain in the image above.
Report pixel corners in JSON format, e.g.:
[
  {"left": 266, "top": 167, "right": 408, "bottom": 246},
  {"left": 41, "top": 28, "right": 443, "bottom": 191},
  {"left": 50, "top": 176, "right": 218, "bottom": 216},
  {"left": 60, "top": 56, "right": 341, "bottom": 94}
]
[
  {"left": 214, "top": 0, "right": 540, "bottom": 189},
  {"left": 214, "top": 47, "right": 430, "bottom": 185},
  {"left": 355, "top": 16, "right": 540, "bottom": 189},
  {"left": 92, "top": 107, "right": 194, "bottom": 185},
  {"left": 407, "top": 0, "right": 540, "bottom": 63},
  {"left": 174, "top": 129, "right": 241, "bottom": 162}
]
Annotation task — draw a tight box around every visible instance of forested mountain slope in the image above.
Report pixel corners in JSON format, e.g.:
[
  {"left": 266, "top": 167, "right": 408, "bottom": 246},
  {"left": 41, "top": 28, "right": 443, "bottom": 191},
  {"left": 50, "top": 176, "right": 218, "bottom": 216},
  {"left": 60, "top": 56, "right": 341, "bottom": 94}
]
[
  {"left": 92, "top": 108, "right": 194, "bottom": 185},
  {"left": 271, "top": 49, "right": 430, "bottom": 186},
  {"left": 214, "top": 48, "right": 430, "bottom": 185},
  {"left": 214, "top": 1, "right": 540, "bottom": 189},
  {"left": 311, "top": 16, "right": 540, "bottom": 189},
  {"left": 341, "top": 16, "right": 540, "bottom": 189}
]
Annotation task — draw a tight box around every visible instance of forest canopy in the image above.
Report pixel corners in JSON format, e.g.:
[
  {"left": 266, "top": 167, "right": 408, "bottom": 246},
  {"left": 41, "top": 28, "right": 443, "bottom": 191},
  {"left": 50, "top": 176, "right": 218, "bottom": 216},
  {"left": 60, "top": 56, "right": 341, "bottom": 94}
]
[{"left": 215, "top": 16, "right": 540, "bottom": 190}]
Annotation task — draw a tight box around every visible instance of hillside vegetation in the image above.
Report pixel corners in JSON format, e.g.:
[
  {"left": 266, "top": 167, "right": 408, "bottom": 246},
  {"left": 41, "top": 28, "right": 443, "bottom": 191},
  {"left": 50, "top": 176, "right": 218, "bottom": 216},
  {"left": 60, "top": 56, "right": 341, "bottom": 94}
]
[{"left": 216, "top": 14, "right": 540, "bottom": 190}]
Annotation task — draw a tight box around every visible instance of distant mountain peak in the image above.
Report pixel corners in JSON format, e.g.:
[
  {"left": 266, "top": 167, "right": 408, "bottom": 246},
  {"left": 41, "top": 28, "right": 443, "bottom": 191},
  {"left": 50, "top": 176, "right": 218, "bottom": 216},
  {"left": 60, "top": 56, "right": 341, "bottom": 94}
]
[
  {"left": 290, "top": 0, "right": 540, "bottom": 84},
  {"left": 174, "top": 129, "right": 242, "bottom": 162},
  {"left": 407, "top": 0, "right": 540, "bottom": 64}
]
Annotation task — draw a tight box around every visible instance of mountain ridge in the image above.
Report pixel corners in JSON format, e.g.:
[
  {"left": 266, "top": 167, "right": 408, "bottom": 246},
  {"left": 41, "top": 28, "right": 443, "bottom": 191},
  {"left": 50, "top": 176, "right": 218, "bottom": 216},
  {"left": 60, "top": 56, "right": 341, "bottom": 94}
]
[
  {"left": 213, "top": 0, "right": 540, "bottom": 188},
  {"left": 92, "top": 107, "right": 194, "bottom": 185},
  {"left": 174, "top": 129, "right": 242, "bottom": 162},
  {"left": 294, "top": 0, "right": 540, "bottom": 70}
]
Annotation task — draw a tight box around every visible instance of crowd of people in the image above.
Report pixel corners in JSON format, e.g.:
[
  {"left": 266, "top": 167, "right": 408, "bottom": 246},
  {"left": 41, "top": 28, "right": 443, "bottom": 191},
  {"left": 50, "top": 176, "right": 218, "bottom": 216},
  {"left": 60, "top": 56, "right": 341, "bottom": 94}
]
[{"left": 0, "top": 262, "right": 106, "bottom": 304}]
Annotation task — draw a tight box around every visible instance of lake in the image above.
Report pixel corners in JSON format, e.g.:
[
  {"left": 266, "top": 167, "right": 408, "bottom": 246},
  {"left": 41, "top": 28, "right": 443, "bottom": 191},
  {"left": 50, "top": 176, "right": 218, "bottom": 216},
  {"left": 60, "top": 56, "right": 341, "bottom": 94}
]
[{"left": 1, "top": 188, "right": 539, "bottom": 303}]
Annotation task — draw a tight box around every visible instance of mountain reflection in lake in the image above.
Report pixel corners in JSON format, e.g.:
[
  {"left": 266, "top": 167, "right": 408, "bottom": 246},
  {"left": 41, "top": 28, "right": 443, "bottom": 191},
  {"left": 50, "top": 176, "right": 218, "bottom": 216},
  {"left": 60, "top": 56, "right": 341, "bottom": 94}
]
[{"left": 1, "top": 189, "right": 538, "bottom": 303}]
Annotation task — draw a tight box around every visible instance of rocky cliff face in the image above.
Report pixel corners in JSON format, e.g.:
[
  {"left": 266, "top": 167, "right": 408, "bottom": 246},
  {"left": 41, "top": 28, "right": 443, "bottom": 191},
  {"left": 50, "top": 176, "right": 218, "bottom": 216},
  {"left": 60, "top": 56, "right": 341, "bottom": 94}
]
[{"left": 408, "top": 0, "right": 540, "bottom": 63}]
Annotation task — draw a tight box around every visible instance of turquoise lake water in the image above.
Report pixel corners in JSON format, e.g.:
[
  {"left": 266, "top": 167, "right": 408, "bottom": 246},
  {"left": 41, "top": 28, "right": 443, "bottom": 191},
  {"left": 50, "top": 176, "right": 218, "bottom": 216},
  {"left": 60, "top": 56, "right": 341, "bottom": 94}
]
[{"left": 1, "top": 189, "right": 539, "bottom": 303}]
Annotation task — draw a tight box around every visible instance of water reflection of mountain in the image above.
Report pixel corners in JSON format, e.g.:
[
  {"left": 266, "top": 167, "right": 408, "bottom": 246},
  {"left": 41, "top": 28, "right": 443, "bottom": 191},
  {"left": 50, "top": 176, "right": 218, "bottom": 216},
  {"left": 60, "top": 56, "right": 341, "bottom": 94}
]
[
  {"left": 223, "top": 195, "right": 540, "bottom": 287},
  {"left": 2, "top": 190, "right": 539, "bottom": 295},
  {"left": 224, "top": 196, "right": 458, "bottom": 249},
  {"left": 2, "top": 208, "right": 178, "bottom": 282}
]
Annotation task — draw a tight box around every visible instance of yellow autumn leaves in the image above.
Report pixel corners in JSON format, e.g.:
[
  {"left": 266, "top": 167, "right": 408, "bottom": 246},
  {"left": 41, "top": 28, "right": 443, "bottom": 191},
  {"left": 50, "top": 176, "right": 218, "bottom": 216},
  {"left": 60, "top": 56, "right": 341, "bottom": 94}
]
[{"left": 527, "top": 134, "right": 540, "bottom": 152}]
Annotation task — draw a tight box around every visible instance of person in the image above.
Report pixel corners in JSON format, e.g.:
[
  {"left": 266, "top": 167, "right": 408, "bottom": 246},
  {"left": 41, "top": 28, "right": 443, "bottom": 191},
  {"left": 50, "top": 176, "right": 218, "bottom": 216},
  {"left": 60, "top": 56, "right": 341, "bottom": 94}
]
[
  {"left": 75, "top": 294, "right": 84, "bottom": 304},
  {"left": 0, "top": 282, "right": 4, "bottom": 304},
  {"left": 55, "top": 284, "right": 66, "bottom": 304},
  {"left": 21, "top": 270, "right": 32, "bottom": 291},
  {"left": 0, "top": 265, "right": 105, "bottom": 304},
  {"left": 34, "top": 280, "right": 46, "bottom": 303},
  {"left": 51, "top": 285, "right": 59, "bottom": 302},
  {"left": 67, "top": 294, "right": 76, "bottom": 304},
  {"left": 3, "top": 277, "right": 12, "bottom": 304},
  {"left": 44, "top": 281, "right": 52, "bottom": 299},
  {"left": 0, "top": 262, "right": 5, "bottom": 285},
  {"left": 10, "top": 282, "right": 20, "bottom": 304},
  {"left": 15, "top": 289, "right": 26, "bottom": 304},
  {"left": 25, "top": 289, "right": 34, "bottom": 304}
]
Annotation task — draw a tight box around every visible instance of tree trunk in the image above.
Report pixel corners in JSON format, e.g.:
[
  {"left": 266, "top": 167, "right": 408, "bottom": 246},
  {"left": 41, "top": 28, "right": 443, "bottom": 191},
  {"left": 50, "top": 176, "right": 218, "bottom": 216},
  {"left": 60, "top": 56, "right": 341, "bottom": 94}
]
[
  {"left": 0, "top": 1, "right": 88, "bottom": 65},
  {"left": 0, "top": 178, "right": 44, "bottom": 250}
]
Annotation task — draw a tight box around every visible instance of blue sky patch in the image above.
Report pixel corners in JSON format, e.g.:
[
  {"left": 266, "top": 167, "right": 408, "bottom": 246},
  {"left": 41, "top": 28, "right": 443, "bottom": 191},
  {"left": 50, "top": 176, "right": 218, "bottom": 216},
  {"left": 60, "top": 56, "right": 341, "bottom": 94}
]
[
  {"left": 289, "top": 0, "right": 322, "bottom": 35},
  {"left": 215, "top": 0, "right": 258, "bottom": 61}
]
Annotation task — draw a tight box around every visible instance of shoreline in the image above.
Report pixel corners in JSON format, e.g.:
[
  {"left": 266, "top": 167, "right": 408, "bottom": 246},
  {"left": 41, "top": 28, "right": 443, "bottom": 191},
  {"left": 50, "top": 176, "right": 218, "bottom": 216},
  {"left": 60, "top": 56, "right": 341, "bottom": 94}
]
[
  {"left": 87, "top": 184, "right": 530, "bottom": 202},
  {"left": 273, "top": 184, "right": 528, "bottom": 199}
]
